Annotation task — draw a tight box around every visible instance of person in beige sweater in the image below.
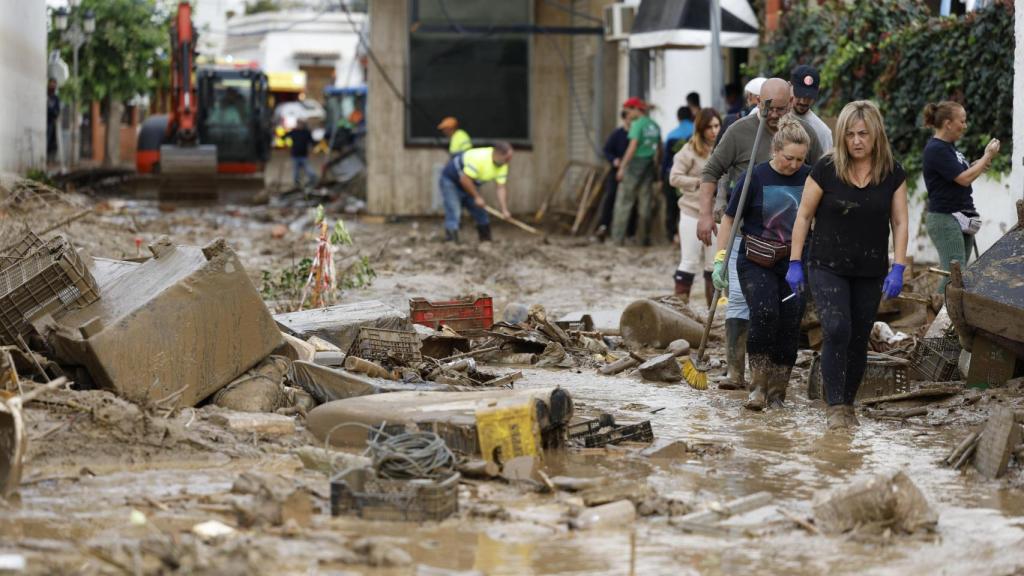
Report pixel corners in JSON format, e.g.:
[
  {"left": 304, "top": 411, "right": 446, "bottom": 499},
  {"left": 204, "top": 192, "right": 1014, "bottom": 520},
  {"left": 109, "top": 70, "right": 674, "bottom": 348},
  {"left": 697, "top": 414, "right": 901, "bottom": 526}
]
[{"left": 669, "top": 107, "right": 721, "bottom": 305}]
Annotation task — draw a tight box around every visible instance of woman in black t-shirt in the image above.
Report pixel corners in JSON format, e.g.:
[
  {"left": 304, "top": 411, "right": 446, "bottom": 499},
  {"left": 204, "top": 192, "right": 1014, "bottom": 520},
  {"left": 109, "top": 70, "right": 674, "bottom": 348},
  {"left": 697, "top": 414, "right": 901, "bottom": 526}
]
[
  {"left": 787, "top": 101, "right": 910, "bottom": 431},
  {"left": 921, "top": 101, "right": 1001, "bottom": 294}
]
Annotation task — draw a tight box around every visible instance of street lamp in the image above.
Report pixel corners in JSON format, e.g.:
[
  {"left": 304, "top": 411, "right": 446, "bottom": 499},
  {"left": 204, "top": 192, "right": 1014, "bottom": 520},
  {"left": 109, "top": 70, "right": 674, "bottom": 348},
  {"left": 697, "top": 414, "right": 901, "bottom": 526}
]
[{"left": 54, "top": 5, "right": 96, "bottom": 167}]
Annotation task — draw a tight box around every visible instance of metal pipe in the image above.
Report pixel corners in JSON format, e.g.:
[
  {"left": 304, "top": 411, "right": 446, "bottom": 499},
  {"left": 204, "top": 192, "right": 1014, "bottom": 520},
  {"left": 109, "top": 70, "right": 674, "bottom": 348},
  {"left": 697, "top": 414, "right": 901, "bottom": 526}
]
[{"left": 710, "top": 0, "right": 724, "bottom": 113}]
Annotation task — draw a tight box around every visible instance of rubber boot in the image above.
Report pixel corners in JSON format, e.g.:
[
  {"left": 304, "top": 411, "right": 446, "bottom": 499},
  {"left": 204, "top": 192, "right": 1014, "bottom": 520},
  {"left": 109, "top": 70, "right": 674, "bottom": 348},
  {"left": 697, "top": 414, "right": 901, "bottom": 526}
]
[
  {"left": 825, "top": 405, "right": 848, "bottom": 430},
  {"left": 703, "top": 272, "right": 714, "bottom": 308},
  {"left": 673, "top": 270, "right": 693, "bottom": 303},
  {"left": 743, "top": 355, "right": 771, "bottom": 412},
  {"left": 477, "top": 224, "right": 492, "bottom": 242},
  {"left": 767, "top": 364, "right": 792, "bottom": 409},
  {"left": 719, "top": 318, "right": 748, "bottom": 390},
  {"left": 843, "top": 405, "right": 860, "bottom": 427},
  {"left": 444, "top": 229, "right": 460, "bottom": 243}
]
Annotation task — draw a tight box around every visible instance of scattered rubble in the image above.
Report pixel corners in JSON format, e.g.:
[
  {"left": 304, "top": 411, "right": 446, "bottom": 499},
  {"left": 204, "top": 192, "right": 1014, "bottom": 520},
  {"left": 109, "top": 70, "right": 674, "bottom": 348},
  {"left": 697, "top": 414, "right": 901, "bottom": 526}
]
[
  {"left": 638, "top": 353, "right": 682, "bottom": 382},
  {"left": 3, "top": 179, "right": 1023, "bottom": 573},
  {"left": 274, "top": 300, "right": 408, "bottom": 350},
  {"left": 812, "top": 470, "right": 937, "bottom": 535}
]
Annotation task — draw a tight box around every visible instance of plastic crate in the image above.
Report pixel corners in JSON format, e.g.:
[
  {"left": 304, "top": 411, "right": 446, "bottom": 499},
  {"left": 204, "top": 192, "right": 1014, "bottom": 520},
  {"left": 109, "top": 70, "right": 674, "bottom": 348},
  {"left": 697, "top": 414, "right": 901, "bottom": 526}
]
[
  {"left": 0, "top": 235, "right": 99, "bottom": 346},
  {"left": 330, "top": 467, "right": 459, "bottom": 522},
  {"left": 909, "top": 335, "right": 962, "bottom": 382},
  {"left": 807, "top": 353, "right": 910, "bottom": 401},
  {"left": 568, "top": 416, "right": 654, "bottom": 448},
  {"left": 0, "top": 231, "right": 44, "bottom": 271},
  {"left": 410, "top": 296, "right": 494, "bottom": 333},
  {"left": 346, "top": 326, "right": 421, "bottom": 365}
]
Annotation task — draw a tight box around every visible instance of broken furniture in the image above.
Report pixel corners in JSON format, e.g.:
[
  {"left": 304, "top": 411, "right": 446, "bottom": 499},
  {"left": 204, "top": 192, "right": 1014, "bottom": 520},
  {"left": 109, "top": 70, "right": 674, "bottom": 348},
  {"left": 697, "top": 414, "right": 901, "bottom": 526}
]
[
  {"left": 946, "top": 200, "right": 1024, "bottom": 388},
  {"left": 46, "top": 238, "right": 282, "bottom": 407}
]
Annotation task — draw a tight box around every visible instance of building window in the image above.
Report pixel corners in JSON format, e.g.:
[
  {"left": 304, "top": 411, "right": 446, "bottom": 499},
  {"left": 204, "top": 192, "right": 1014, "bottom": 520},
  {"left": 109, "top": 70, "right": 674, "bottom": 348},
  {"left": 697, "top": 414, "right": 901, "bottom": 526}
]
[{"left": 407, "top": 0, "right": 531, "bottom": 145}]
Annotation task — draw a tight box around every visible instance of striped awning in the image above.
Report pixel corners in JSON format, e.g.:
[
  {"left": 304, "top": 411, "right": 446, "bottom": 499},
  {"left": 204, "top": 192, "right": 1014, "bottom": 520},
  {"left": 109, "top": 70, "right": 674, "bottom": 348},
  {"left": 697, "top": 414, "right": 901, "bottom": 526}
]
[{"left": 629, "top": 0, "right": 759, "bottom": 50}]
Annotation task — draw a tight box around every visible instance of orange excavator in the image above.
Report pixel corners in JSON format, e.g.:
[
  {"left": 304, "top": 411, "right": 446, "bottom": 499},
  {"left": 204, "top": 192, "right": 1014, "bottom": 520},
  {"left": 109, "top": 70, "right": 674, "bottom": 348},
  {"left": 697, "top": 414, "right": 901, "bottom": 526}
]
[{"left": 136, "top": 2, "right": 271, "bottom": 199}]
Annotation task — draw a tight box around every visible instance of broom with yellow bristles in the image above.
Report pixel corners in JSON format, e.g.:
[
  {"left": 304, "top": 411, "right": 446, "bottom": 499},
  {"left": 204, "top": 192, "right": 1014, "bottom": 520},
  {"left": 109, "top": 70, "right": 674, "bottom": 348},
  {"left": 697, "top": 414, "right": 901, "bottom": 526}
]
[{"left": 681, "top": 101, "right": 771, "bottom": 390}]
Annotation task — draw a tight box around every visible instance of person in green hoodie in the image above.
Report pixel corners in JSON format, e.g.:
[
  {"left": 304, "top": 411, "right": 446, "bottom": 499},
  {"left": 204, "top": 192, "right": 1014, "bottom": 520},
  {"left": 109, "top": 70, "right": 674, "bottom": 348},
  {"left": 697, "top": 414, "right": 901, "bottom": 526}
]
[{"left": 611, "top": 97, "right": 662, "bottom": 246}]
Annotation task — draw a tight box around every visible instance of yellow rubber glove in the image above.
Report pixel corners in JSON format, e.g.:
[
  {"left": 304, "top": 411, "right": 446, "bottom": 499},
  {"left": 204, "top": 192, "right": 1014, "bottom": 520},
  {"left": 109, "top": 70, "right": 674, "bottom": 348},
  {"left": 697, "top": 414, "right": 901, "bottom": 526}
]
[{"left": 712, "top": 249, "right": 728, "bottom": 292}]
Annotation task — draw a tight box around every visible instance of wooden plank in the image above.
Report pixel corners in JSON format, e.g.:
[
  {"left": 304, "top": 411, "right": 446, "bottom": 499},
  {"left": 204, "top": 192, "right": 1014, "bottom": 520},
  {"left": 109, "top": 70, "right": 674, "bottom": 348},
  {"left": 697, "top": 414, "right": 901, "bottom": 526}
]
[
  {"left": 534, "top": 162, "right": 571, "bottom": 223},
  {"left": 973, "top": 406, "right": 1020, "bottom": 479},
  {"left": 570, "top": 168, "right": 597, "bottom": 235},
  {"left": 575, "top": 166, "right": 610, "bottom": 236},
  {"left": 858, "top": 385, "right": 961, "bottom": 406}
]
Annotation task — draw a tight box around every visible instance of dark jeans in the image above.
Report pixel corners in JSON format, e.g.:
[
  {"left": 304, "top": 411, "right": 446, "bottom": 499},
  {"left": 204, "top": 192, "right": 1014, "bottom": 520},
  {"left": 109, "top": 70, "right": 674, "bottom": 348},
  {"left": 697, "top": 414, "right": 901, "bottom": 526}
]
[
  {"left": 808, "top": 266, "right": 884, "bottom": 406},
  {"left": 598, "top": 168, "right": 618, "bottom": 229},
  {"left": 737, "top": 247, "right": 805, "bottom": 367},
  {"left": 662, "top": 179, "right": 679, "bottom": 239}
]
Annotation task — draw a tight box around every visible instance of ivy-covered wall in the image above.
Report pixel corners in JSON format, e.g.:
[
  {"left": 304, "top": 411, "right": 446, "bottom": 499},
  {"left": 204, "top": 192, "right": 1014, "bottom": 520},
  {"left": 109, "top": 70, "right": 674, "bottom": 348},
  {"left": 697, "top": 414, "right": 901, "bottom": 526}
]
[{"left": 761, "top": 1, "right": 1013, "bottom": 183}]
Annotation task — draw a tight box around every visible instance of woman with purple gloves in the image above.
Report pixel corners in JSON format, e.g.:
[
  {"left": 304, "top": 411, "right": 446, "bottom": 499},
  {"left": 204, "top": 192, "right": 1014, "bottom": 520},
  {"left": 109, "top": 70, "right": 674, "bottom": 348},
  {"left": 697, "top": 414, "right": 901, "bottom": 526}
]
[{"left": 787, "top": 101, "right": 910, "bottom": 431}]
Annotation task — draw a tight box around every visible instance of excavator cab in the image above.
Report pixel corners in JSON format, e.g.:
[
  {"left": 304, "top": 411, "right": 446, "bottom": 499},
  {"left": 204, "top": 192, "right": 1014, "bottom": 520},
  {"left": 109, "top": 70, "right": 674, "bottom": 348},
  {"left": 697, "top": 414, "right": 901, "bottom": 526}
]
[{"left": 196, "top": 67, "right": 271, "bottom": 173}]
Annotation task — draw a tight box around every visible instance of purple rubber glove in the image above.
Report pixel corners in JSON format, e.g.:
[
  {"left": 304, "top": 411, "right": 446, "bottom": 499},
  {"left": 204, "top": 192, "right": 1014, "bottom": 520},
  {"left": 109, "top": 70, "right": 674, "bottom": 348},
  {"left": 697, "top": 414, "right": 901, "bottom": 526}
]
[
  {"left": 882, "top": 263, "right": 906, "bottom": 300},
  {"left": 785, "top": 260, "right": 805, "bottom": 295}
]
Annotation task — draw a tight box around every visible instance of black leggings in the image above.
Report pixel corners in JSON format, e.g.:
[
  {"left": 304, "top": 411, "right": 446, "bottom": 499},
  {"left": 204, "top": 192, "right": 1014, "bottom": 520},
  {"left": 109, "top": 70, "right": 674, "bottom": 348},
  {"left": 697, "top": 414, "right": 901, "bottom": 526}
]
[
  {"left": 737, "top": 248, "right": 805, "bottom": 367},
  {"left": 808, "top": 267, "right": 884, "bottom": 406}
]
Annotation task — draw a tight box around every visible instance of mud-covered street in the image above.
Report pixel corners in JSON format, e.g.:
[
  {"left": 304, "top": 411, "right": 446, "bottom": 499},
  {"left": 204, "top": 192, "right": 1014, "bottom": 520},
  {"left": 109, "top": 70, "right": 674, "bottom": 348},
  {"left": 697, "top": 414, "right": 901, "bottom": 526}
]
[{"left": 2, "top": 178, "right": 1024, "bottom": 575}]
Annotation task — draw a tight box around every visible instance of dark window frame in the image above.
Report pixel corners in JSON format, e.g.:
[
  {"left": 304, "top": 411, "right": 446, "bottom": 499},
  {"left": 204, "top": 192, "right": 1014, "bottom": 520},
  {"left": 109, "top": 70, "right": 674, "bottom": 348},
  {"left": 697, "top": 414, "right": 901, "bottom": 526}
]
[{"left": 405, "top": 0, "right": 533, "bottom": 147}]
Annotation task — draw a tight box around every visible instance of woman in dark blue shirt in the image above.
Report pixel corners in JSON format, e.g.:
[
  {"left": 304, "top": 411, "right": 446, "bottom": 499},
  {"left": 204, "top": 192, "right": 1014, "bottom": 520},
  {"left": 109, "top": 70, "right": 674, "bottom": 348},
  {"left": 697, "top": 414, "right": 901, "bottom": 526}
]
[
  {"left": 921, "top": 101, "right": 1001, "bottom": 293},
  {"left": 713, "top": 115, "right": 811, "bottom": 412}
]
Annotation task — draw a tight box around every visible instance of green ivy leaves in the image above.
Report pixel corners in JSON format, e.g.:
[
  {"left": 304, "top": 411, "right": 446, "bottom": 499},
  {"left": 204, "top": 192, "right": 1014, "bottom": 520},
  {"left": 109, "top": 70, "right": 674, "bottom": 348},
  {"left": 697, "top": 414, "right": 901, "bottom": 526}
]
[{"left": 762, "top": 1, "right": 1013, "bottom": 188}]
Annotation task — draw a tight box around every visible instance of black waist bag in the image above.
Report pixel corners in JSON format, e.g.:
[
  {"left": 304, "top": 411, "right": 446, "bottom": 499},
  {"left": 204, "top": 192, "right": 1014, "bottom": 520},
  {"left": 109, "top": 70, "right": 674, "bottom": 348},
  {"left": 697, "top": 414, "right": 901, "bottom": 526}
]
[{"left": 744, "top": 235, "right": 790, "bottom": 268}]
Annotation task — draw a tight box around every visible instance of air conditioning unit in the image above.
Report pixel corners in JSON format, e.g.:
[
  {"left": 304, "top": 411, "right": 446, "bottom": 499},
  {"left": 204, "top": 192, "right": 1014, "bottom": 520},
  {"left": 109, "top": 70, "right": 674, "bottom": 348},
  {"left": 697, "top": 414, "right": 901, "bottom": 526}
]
[{"left": 603, "top": 3, "right": 636, "bottom": 41}]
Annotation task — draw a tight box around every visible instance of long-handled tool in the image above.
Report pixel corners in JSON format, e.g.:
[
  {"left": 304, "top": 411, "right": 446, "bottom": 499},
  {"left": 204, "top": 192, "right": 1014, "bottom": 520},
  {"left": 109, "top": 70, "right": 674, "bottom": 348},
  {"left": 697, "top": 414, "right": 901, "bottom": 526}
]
[
  {"left": 681, "top": 101, "right": 771, "bottom": 390},
  {"left": 483, "top": 205, "right": 542, "bottom": 235}
]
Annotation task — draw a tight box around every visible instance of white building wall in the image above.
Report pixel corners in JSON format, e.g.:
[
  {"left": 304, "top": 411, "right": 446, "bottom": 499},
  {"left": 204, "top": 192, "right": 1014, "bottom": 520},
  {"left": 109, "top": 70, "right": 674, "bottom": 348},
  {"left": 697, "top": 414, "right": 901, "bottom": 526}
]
[
  {"left": 0, "top": 0, "right": 46, "bottom": 173},
  {"left": 224, "top": 12, "right": 366, "bottom": 87},
  {"left": 193, "top": 0, "right": 248, "bottom": 58},
  {"left": 646, "top": 47, "right": 713, "bottom": 133}
]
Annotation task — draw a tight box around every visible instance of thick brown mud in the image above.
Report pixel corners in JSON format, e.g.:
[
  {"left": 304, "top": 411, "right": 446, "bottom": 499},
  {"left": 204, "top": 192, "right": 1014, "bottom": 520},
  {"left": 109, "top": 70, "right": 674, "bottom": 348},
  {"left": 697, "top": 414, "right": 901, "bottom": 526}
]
[{"left": 3, "top": 197, "right": 1024, "bottom": 574}]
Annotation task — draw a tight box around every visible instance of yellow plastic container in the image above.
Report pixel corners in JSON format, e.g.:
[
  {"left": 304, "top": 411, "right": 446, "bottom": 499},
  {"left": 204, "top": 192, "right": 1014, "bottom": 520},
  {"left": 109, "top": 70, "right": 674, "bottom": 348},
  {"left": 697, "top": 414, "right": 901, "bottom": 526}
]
[{"left": 475, "top": 399, "right": 540, "bottom": 465}]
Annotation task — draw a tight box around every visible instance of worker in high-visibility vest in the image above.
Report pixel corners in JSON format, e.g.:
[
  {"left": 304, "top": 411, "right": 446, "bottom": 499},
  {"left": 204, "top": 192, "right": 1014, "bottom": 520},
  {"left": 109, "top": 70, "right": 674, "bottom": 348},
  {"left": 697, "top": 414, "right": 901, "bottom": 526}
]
[
  {"left": 437, "top": 116, "right": 472, "bottom": 156},
  {"left": 438, "top": 142, "right": 513, "bottom": 243}
]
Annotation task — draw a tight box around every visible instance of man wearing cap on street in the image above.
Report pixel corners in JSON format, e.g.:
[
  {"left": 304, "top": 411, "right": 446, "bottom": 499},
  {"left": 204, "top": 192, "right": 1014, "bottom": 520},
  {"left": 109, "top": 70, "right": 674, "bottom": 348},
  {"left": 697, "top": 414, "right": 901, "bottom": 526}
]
[
  {"left": 439, "top": 142, "right": 513, "bottom": 243},
  {"left": 438, "top": 117, "right": 472, "bottom": 157},
  {"left": 612, "top": 97, "right": 662, "bottom": 246},
  {"left": 791, "top": 64, "right": 833, "bottom": 153},
  {"left": 696, "top": 78, "right": 824, "bottom": 389}
]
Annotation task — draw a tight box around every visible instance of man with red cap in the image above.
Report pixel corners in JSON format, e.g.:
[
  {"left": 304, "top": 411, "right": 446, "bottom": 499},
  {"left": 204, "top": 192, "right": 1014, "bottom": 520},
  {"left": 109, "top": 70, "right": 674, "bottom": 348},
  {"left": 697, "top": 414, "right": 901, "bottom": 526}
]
[{"left": 611, "top": 97, "right": 662, "bottom": 246}]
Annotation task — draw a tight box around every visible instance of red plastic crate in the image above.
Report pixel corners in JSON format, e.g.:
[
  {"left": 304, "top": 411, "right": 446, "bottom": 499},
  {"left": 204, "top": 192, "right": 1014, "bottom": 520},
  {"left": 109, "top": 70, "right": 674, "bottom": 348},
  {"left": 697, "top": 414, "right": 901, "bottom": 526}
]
[{"left": 410, "top": 296, "right": 493, "bottom": 333}]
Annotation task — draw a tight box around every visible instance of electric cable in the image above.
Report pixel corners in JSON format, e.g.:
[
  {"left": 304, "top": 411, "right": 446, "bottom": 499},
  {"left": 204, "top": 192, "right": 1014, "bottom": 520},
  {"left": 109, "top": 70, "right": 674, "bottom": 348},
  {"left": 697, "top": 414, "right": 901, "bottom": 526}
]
[{"left": 324, "top": 421, "right": 456, "bottom": 480}]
